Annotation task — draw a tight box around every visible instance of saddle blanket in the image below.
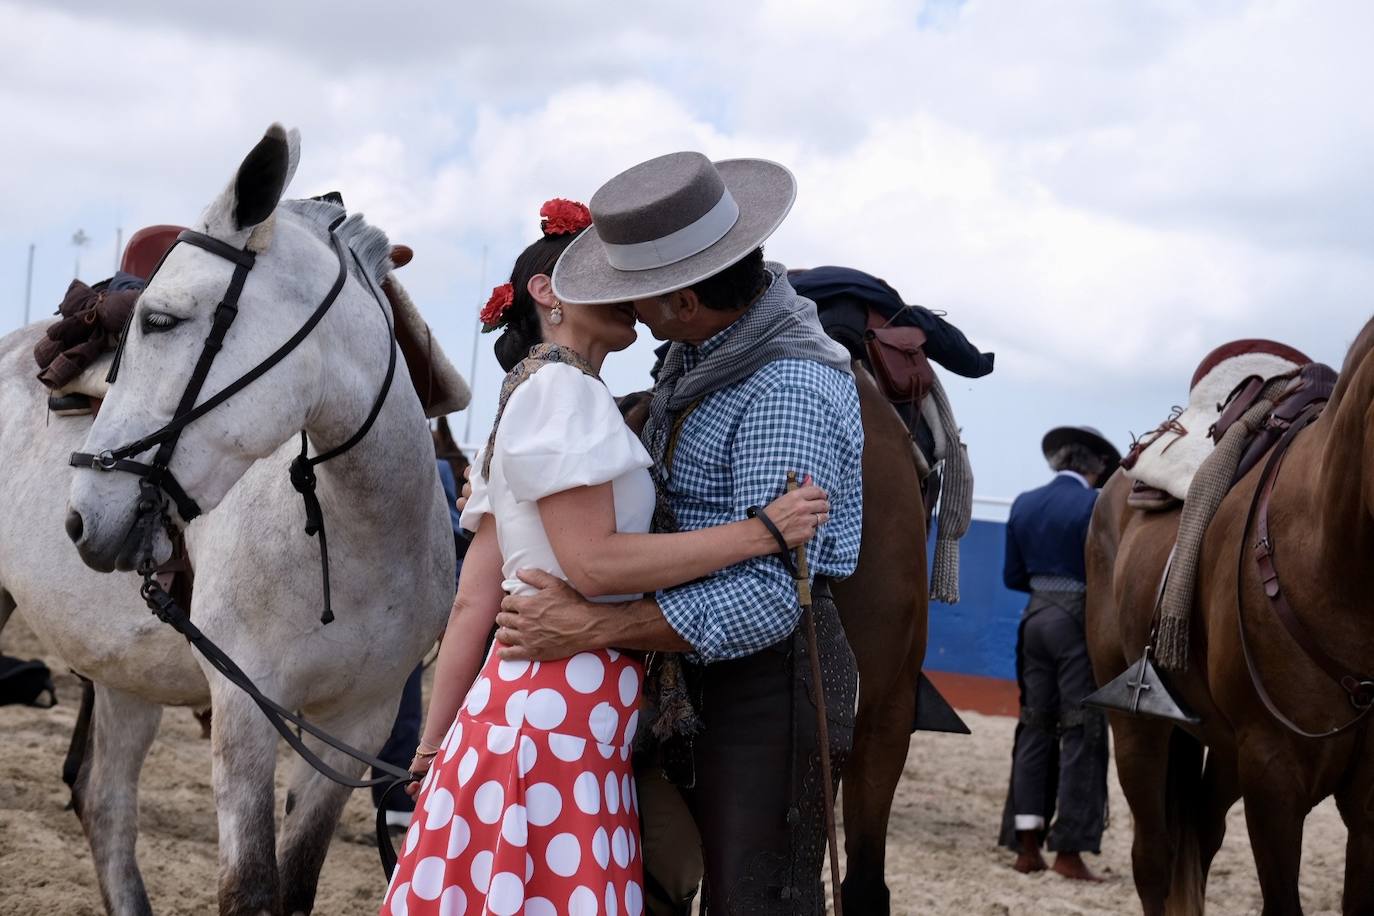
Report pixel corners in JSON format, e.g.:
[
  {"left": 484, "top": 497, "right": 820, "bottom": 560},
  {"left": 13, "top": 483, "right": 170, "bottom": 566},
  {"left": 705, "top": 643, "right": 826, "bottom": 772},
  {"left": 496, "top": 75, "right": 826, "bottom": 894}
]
[{"left": 1124, "top": 339, "right": 1308, "bottom": 502}]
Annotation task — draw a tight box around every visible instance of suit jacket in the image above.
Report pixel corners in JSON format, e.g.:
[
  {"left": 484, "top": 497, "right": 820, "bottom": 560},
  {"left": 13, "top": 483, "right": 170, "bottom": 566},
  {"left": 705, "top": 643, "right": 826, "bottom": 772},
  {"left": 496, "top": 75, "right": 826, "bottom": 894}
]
[{"left": 1003, "top": 473, "right": 1098, "bottom": 592}]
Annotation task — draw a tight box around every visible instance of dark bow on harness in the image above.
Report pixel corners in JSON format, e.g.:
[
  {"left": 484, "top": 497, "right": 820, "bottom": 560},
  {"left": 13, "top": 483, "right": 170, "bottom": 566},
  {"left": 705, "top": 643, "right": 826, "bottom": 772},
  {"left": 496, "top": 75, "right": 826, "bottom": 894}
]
[{"left": 67, "top": 223, "right": 413, "bottom": 875}]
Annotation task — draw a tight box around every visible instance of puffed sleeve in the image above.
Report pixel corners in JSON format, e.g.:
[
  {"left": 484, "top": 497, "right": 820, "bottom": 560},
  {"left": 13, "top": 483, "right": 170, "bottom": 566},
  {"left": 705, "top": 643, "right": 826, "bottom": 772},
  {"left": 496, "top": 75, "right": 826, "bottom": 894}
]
[
  {"left": 458, "top": 447, "right": 493, "bottom": 534},
  {"left": 497, "top": 363, "right": 653, "bottom": 503}
]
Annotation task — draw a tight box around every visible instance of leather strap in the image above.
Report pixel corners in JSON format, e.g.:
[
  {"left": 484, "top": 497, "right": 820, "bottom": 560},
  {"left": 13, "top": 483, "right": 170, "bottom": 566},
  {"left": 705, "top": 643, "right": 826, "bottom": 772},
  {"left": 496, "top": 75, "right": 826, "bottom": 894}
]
[
  {"left": 139, "top": 575, "right": 413, "bottom": 875},
  {"left": 1237, "top": 403, "right": 1374, "bottom": 737},
  {"left": 747, "top": 505, "right": 799, "bottom": 579}
]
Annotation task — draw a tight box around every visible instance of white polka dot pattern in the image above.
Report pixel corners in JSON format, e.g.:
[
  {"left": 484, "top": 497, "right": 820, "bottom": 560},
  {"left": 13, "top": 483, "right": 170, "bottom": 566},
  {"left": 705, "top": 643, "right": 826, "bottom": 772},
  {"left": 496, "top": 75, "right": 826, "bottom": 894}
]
[{"left": 384, "top": 647, "right": 643, "bottom": 915}]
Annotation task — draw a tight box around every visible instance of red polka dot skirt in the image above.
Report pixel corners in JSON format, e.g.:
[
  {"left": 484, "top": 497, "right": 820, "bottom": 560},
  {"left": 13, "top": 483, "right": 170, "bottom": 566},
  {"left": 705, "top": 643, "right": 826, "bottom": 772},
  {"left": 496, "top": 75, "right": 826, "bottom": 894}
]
[{"left": 383, "top": 647, "right": 645, "bottom": 916}]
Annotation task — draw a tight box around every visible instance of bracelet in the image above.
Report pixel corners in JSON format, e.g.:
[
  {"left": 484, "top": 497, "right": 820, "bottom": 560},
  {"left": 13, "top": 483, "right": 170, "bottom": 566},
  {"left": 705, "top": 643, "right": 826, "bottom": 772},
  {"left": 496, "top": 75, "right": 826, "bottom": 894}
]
[
  {"left": 417, "top": 738, "right": 442, "bottom": 756},
  {"left": 413, "top": 748, "right": 439, "bottom": 761}
]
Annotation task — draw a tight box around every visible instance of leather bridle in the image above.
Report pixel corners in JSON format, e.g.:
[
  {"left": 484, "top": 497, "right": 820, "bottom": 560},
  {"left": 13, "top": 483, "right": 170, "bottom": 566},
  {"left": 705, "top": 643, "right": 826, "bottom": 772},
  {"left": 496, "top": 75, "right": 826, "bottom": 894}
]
[{"left": 69, "top": 224, "right": 397, "bottom": 625}]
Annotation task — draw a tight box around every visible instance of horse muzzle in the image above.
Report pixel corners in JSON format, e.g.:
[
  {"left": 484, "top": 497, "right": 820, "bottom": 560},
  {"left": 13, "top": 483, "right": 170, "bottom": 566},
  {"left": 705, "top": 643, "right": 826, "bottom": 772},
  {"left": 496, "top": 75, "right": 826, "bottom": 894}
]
[{"left": 66, "top": 485, "right": 174, "bottom": 574}]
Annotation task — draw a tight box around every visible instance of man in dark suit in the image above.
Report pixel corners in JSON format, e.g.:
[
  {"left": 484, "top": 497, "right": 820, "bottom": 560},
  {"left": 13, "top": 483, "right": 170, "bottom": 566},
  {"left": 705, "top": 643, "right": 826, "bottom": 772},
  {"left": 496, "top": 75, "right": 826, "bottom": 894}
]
[{"left": 999, "top": 426, "right": 1119, "bottom": 881}]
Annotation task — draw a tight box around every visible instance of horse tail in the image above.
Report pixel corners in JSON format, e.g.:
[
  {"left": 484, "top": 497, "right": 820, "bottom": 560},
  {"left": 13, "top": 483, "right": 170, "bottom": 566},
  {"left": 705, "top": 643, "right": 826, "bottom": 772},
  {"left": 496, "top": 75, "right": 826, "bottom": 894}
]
[{"left": 1163, "top": 729, "right": 1207, "bottom": 916}]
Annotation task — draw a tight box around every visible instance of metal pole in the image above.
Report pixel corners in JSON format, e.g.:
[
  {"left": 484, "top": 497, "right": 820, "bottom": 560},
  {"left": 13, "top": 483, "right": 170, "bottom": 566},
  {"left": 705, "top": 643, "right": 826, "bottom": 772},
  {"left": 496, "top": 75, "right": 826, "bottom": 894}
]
[
  {"left": 114, "top": 227, "right": 123, "bottom": 273},
  {"left": 463, "top": 245, "right": 487, "bottom": 443},
  {"left": 23, "top": 243, "right": 35, "bottom": 325}
]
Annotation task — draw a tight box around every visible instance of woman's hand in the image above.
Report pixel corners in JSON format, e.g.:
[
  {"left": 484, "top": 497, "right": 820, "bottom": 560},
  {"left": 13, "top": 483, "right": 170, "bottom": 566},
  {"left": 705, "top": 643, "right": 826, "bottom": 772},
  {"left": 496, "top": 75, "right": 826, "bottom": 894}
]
[
  {"left": 456, "top": 466, "right": 472, "bottom": 514},
  {"left": 403, "top": 739, "right": 442, "bottom": 797},
  {"left": 404, "top": 755, "right": 431, "bottom": 797},
  {"left": 760, "top": 476, "right": 831, "bottom": 549}
]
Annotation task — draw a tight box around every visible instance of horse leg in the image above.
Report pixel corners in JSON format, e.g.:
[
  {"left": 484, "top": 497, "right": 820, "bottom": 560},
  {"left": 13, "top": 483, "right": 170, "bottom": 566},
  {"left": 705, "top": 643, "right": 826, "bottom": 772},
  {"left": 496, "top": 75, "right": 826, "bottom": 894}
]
[
  {"left": 76, "top": 684, "right": 163, "bottom": 916},
  {"left": 209, "top": 686, "right": 282, "bottom": 916},
  {"left": 1334, "top": 746, "right": 1374, "bottom": 916},
  {"left": 1109, "top": 716, "right": 1187, "bottom": 916},
  {"left": 64, "top": 676, "right": 96, "bottom": 805},
  {"left": 277, "top": 700, "right": 395, "bottom": 915},
  {"left": 1239, "top": 746, "right": 1309, "bottom": 916},
  {"left": 838, "top": 658, "right": 916, "bottom": 916},
  {"left": 0, "top": 586, "right": 14, "bottom": 634},
  {"left": 1196, "top": 746, "right": 1240, "bottom": 881}
]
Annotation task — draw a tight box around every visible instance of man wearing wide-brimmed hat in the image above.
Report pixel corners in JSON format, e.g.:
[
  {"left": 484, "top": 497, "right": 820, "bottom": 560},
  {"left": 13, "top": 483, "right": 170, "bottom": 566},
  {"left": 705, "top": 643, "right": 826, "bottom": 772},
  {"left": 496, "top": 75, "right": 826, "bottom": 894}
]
[
  {"left": 497, "top": 151, "right": 863, "bottom": 914},
  {"left": 998, "top": 425, "right": 1120, "bottom": 882}
]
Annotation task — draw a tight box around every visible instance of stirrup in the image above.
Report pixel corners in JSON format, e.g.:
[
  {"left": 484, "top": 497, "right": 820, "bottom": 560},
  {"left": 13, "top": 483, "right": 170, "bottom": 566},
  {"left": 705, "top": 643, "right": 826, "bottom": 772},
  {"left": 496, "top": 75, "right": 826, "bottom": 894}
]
[
  {"left": 1083, "top": 646, "right": 1201, "bottom": 725},
  {"left": 912, "top": 672, "right": 972, "bottom": 734}
]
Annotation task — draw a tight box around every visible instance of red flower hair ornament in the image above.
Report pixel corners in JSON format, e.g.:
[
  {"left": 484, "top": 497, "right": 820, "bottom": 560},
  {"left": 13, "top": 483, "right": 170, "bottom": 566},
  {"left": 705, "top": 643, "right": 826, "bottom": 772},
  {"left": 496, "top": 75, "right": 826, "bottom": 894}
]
[
  {"left": 480, "top": 283, "right": 514, "bottom": 333},
  {"left": 481, "top": 199, "right": 590, "bottom": 333},
  {"left": 540, "top": 198, "right": 592, "bottom": 237}
]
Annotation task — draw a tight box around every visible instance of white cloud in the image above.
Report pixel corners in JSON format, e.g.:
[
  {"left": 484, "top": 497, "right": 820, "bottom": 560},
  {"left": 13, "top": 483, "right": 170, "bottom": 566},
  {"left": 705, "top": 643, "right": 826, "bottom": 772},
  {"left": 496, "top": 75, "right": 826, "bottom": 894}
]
[{"left": 3, "top": 0, "right": 1373, "bottom": 497}]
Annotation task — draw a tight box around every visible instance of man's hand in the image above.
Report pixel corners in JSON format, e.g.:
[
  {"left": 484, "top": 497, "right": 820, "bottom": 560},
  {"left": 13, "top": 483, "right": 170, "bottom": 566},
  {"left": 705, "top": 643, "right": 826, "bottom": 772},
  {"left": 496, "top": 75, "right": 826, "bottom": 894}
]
[{"left": 496, "top": 569, "right": 605, "bottom": 661}]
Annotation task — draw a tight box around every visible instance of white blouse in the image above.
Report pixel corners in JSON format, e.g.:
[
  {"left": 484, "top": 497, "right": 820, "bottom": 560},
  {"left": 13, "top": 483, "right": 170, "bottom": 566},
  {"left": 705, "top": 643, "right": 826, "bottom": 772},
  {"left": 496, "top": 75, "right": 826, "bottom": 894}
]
[{"left": 459, "top": 362, "right": 656, "bottom": 603}]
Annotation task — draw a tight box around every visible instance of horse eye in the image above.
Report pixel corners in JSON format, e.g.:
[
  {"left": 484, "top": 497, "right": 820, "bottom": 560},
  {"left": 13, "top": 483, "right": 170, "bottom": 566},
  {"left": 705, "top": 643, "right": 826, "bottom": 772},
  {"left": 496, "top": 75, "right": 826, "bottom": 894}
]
[{"left": 142, "top": 311, "right": 180, "bottom": 332}]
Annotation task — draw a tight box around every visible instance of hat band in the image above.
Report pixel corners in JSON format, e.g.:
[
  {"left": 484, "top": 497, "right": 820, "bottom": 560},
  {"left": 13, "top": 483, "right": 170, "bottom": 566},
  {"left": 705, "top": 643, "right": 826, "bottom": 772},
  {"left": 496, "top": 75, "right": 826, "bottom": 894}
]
[{"left": 602, "top": 189, "right": 740, "bottom": 272}]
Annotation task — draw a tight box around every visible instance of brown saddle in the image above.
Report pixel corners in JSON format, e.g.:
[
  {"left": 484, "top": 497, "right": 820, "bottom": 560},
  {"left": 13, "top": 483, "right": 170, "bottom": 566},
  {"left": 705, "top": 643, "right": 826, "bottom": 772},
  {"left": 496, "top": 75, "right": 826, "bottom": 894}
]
[{"left": 1217, "top": 361, "right": 1338, "bottom": 487}]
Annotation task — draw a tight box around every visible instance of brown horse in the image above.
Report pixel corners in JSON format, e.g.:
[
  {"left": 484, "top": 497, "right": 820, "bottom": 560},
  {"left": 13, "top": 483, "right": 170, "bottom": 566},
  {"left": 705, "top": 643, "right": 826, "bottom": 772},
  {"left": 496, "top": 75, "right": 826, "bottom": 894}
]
[
  {"left": 1086, "top": 314, "right": 1374, "bottom": 915},
  {"left": 623, "top": 363, "right": 933, "bottom": 915}
]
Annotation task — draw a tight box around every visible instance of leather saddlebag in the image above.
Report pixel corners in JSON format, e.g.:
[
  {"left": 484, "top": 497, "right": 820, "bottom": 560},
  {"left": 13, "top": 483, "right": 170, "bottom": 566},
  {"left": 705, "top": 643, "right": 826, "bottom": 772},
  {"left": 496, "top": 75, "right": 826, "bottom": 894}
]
[{"left": 864, "top": 312, "right": 936, "bottom": 404}]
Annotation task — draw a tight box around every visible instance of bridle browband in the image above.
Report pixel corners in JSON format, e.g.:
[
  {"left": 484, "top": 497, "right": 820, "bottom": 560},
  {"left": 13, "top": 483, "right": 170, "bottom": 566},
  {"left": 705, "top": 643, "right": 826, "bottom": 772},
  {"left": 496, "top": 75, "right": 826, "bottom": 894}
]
[{"left": 70, "top": 222, "right": 397, "bottom": 625}]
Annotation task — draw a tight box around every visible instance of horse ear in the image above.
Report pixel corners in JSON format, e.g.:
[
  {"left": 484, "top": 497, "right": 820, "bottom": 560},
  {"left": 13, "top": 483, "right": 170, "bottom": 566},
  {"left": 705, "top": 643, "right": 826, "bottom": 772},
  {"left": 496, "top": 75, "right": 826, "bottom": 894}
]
[{"left": 199, "top": 123, "right": 298, "bottom": 239}]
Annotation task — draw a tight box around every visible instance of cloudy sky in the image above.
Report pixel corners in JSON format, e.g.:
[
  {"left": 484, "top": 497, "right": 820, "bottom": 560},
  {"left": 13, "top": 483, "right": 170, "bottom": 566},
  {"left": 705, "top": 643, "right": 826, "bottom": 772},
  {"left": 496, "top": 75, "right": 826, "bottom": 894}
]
[{"left": 4, "top": 0, "right": 1371, "bottom": 499}]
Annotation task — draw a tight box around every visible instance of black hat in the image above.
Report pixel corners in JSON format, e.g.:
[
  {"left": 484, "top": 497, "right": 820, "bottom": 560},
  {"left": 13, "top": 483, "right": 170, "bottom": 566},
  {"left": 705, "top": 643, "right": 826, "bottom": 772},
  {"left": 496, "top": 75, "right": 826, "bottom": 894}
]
[{"left": 1042, "top": 426, "right": 1121, "bottom": 469}]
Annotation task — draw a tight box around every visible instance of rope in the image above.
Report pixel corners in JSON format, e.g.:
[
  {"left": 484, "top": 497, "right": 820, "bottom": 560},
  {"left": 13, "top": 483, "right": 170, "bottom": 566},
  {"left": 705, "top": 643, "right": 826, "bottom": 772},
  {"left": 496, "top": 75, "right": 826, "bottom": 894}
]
[{"left": 1155, "top": 376, "right": 1291, "bottom": 671}]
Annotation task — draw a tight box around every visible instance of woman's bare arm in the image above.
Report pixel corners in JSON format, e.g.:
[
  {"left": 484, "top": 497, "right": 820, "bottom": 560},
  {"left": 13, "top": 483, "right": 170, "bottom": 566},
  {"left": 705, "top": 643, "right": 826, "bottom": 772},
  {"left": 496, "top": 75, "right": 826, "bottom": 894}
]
[
  {"left": 536, "top": 481, "right": 828, "bottom": 597},
  {"left": 409, "top": 519, "right": 504, "bottom": 780}
]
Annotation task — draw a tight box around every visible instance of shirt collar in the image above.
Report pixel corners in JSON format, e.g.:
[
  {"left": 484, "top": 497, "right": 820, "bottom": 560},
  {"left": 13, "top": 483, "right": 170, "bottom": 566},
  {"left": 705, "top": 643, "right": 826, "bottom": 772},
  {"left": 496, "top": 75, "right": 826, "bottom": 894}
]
[
  {"left": 681, "top": 268, "right": 779, "bottom": 370},
  {"left": 1055, "top": 469, "right": 1092, "bottom": 489}
]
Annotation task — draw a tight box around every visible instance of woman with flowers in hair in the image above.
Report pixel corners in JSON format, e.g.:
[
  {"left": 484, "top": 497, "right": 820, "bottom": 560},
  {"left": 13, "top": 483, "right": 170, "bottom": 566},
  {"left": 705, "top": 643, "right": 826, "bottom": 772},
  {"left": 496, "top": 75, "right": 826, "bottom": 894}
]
[{"left": 382, "top": 200, "right": 830, "bottom": 916}]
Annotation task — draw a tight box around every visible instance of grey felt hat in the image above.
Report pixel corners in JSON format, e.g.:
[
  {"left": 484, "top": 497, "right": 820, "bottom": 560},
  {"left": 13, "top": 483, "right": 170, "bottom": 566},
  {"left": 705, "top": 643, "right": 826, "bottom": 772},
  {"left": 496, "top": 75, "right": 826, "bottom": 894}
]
[{"left": 551, "top": 151, "right": 796, "bottom": 305}]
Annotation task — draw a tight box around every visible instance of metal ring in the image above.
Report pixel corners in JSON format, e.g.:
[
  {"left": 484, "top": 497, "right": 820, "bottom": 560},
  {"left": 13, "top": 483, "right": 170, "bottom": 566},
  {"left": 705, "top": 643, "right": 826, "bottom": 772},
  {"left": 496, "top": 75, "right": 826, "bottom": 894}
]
[{"left": 95, "top": 450, "right": 118, "bottom": 471}]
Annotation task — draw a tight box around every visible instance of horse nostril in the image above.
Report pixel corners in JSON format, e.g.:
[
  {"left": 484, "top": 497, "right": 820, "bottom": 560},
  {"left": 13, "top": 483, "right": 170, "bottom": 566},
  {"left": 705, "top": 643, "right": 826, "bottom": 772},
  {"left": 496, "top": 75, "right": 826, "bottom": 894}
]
[{"left": 65, "top": 510, "right": 84, "bottom": 544}]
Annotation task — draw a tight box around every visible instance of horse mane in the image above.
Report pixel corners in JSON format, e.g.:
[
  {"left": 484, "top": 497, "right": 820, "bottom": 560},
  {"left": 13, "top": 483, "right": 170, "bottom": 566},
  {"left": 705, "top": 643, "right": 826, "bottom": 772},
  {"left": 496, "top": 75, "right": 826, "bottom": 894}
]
[
  {"left": 277, "top": 198, "right": 393, "bottom": 286},
  {"left": 1328, "top": 312, "right": 1374, "bottom": 409}
]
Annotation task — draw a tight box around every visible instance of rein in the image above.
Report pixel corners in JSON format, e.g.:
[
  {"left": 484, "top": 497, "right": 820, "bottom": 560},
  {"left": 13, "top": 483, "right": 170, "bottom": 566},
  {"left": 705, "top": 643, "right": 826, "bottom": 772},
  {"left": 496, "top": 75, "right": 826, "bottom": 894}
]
[
  {"left": 1236, "top": 401, "right": 1374, "bottom": 738},
  {"left": 67, "top": 223, "right": 413, "bottom": 874}
]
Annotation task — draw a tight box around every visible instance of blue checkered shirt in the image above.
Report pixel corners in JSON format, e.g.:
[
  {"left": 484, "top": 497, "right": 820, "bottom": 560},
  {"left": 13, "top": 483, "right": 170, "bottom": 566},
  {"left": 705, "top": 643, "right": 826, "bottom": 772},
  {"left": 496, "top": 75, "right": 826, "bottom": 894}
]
[{"left": 655, "top": 331, "right": 864, "bottom": 663}]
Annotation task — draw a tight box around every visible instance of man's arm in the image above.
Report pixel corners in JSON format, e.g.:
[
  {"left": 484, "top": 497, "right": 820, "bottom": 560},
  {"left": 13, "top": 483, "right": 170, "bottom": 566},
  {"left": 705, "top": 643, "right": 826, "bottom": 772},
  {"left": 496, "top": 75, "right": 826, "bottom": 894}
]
[
  {"left": 495, "top": 569, "right": 691, "bottom": 661},
  {"left": 1003, "top": 510, "right": 1030, "bottom": 592},
  {"left": 656, "top": 381, "right": 854, "bottom": 662}
]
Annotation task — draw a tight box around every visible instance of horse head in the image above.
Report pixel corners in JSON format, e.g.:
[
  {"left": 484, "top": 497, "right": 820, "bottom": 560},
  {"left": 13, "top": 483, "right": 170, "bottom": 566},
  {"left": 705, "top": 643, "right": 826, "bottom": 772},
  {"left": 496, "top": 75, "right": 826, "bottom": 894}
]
[{"left": 67, "top": 123, "right": 395, "bottom": 573}]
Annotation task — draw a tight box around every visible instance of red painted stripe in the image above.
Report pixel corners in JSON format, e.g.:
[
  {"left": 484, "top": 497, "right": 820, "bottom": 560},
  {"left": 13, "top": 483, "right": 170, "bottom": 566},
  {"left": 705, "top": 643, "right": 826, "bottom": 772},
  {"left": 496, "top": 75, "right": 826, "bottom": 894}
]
[{"left": 925, "top": 670, "right": 1020, "bottom": 718}]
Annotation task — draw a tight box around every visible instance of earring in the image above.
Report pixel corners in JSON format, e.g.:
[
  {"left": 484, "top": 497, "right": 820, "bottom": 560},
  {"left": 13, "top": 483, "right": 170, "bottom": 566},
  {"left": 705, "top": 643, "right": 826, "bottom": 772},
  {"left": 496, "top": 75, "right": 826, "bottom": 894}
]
[{"left": 549, "top": 304, "right": 564, "bottom": 326}]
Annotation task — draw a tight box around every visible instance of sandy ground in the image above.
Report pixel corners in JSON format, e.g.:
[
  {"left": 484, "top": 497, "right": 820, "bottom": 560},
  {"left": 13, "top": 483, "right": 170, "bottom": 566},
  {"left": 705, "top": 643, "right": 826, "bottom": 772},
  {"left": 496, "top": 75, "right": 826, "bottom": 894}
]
[{"left": 0, "top": 615, "right": 1347, "bottom": 915}]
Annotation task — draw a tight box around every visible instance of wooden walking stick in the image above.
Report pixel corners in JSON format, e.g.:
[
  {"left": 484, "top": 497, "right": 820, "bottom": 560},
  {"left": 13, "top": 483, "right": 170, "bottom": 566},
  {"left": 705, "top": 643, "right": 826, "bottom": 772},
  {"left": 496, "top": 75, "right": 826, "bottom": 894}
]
[{"left": 786, "top": 470, "right": 845, "bottom": 916}]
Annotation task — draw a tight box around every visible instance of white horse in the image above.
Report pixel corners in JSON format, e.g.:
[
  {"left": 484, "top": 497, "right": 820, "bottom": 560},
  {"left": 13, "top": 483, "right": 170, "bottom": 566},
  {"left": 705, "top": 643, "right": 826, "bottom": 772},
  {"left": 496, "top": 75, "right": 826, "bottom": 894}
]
[{"left": 2, "top": 123, "right": 457, "bottom": 914}]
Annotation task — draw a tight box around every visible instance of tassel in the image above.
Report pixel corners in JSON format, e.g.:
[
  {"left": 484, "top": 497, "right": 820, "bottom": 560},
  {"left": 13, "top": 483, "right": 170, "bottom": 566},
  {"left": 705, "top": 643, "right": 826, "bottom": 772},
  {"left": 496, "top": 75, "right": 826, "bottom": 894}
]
[{"left": 1154, "top": 377, "right": 1291, "bottom": 671}]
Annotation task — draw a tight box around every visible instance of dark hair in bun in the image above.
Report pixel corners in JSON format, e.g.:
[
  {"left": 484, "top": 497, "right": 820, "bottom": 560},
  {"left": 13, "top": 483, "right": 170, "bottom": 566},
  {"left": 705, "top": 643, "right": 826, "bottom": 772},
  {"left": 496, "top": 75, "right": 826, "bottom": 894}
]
[{"left": 493, "top": 234, "right": 577, "bottom": 372}]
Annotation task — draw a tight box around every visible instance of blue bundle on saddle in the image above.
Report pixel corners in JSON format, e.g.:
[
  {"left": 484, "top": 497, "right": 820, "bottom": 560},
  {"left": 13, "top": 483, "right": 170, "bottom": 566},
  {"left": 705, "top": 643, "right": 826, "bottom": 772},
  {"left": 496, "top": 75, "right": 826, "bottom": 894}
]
[{"left": 790, "top": 265, "right": 995, "bottom": 380}]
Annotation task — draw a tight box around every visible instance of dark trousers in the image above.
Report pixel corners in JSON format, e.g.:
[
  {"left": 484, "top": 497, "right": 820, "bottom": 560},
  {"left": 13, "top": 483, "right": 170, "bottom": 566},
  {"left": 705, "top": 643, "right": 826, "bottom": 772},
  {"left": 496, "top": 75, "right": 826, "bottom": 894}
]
[
  {"left": 372, "top": 664, "right": 423, "bottom": 811},
  {"left": 1004, "top": 592, "right": 1108, "bottom": 853},
  {"left": 681, "top": 587, "right": 856, "bottom": 915}
]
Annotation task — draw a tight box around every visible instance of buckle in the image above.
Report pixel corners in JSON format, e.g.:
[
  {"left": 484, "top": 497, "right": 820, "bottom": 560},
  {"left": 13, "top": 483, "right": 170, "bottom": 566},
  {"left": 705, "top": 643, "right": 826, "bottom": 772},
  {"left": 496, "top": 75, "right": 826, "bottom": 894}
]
[
  {"left": 1345, "top": 678, "right": 1374, "bottom": 710},
  {"left": 95, "top": 450, "right": 118, "bottom": 471}
]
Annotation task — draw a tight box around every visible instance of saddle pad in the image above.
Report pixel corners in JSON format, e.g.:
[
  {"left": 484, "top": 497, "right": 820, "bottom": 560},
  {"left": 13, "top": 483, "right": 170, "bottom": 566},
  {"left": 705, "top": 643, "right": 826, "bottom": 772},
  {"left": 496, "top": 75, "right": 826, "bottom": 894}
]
[
  {"left": 50, "top": 351, "right": 114, "bottom": 401},
  {"left": 1125, "top": 341, "right": 1306, "bottom": 501},
  {"left": 383, "top": 273, "right": 471, "bottom": 419}
]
